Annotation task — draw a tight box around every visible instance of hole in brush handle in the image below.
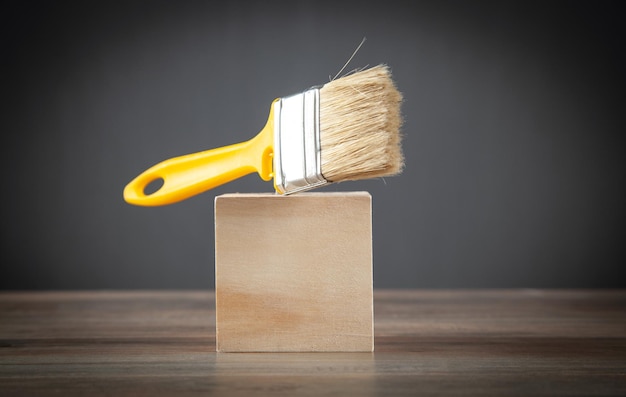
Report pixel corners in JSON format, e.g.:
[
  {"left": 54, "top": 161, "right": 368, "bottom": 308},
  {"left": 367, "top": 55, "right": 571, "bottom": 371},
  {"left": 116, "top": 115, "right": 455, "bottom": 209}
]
[
  {"left": 143, "top": 177, "right": 164, "bottom": 196},
  {"left": 123, "top": 170, "right": 169, "bottom": 206}
]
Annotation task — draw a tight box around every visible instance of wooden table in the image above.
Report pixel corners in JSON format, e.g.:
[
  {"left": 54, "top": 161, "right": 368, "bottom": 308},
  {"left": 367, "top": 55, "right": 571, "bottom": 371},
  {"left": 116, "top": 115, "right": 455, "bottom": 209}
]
[{"left": 1, "top": 290, "right": 625, "bottom": 396}]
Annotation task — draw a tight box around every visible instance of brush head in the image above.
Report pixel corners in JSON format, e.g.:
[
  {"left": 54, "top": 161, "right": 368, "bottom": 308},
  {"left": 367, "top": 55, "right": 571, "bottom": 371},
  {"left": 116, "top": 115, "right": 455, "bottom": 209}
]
[{"left": 319, "top": 65, "right": 404, "bottom": 183}]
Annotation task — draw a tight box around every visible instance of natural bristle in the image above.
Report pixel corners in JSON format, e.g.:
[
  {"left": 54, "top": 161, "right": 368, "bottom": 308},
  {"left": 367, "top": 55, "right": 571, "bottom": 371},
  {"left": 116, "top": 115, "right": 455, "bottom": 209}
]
[{"left": 320, "top": 65, "right": 404, "bottom": 183}]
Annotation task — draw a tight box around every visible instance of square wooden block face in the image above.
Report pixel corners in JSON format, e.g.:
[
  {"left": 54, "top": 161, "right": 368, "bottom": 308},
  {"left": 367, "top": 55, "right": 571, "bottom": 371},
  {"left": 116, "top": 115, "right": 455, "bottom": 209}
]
[{"left": 215, "top": 192, "right": 373, "bottom": 352}]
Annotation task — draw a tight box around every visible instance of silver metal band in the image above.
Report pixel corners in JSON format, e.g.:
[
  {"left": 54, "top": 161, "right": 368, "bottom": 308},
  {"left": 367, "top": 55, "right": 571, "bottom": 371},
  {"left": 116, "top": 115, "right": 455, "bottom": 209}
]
[{"left": 273, "top": 88, "right": 328, "bottom": 195}]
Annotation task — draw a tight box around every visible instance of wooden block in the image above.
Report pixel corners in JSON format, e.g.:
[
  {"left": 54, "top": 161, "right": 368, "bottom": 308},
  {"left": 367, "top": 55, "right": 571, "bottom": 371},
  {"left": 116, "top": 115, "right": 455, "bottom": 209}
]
[{"left": 215, "top": 192, "right": 373, "bottom": 352}]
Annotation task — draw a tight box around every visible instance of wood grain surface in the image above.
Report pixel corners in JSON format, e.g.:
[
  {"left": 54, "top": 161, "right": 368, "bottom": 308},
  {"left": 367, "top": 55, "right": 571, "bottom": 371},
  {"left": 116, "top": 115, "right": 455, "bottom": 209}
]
[
  {"left": 1, "top": 290, "right": 625, "bottom": 396},
  {"left": 215, "top": 193, "right": 373, "bottom": 352}
]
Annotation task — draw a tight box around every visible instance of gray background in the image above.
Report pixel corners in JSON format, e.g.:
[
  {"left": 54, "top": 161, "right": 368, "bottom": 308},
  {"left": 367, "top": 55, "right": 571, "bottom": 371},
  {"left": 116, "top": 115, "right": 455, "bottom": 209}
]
[{"left": 2, "top": 1, "right": 624, "bottom": 289}]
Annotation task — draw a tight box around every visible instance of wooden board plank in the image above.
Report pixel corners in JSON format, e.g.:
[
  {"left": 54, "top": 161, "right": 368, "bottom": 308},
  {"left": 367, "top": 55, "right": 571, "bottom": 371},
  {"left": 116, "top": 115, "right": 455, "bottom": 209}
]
[
  {"left": 0, "top": 290, "right": 625, "bottom": 396},
  {"left": 214, "top": 192, "right": 373, "bottom": 352}
]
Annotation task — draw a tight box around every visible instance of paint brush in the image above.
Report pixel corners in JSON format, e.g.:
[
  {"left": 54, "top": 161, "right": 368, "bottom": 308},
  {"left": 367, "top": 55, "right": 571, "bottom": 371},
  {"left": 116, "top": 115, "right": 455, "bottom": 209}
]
[{"left": 123, "top": 64, "right": 403, "bottom": 206}]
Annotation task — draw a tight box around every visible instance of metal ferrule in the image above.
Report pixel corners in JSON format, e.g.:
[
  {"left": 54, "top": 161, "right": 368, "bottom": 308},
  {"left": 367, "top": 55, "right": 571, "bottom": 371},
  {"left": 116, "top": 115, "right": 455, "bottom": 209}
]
[{"left": 273, "top": 88, "right": 328, "bottom": 195}]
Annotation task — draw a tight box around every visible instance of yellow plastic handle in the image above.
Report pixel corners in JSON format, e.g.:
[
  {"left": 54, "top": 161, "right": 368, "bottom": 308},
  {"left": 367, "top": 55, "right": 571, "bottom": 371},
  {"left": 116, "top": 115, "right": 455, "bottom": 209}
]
[{"left": 124, "top": 106, "right": 275, "bottom": 206}]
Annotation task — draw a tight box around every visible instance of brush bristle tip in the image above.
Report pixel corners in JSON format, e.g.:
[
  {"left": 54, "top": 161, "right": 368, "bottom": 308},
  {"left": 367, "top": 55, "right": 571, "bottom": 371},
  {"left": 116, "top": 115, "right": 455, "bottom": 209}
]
[{"left": 319, "top": 65, "right": 404, "bottom": 183}]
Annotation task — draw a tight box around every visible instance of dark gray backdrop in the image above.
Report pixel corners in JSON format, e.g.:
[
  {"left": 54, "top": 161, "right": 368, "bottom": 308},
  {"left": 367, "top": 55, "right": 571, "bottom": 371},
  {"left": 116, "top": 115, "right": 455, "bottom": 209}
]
[{"left": 2, "top": 1, "right": 624, "bottom": 289}]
